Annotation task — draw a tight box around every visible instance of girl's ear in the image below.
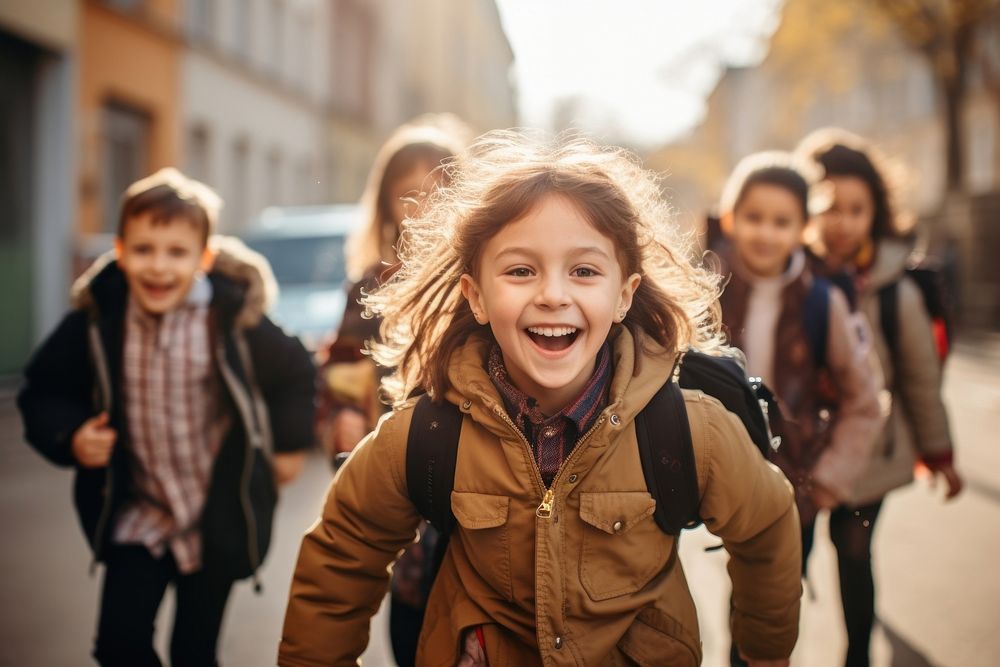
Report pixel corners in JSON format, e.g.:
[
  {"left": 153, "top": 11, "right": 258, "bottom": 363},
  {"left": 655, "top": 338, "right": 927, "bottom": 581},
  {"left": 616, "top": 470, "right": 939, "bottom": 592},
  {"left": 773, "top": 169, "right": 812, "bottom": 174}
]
[
  {"left": 720, "top": 212, "right": 735, "bottom": 237},
  {"left": 200, "top": 246, "right": 217, "bottom": 272},
  {"left": 460, "top": 274, "right": 488, "bottom": 324},
  {"left": 113, "top": 238, "right": 124, "bottom": 264},
  {"left": 617, "top": 273, "right": 642, "bottom": 321}
]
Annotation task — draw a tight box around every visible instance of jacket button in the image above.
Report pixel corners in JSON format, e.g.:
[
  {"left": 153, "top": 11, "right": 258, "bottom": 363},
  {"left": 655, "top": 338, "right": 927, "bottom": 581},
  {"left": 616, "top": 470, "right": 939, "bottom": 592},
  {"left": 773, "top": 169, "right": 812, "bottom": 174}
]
[
  {"left": 554, "top": 636, "right": 563, "bottom": 649},
  {"left": 609, "top": 414, "right": 621, "bottom": 426},
  {"left": 613, "top": 520, "right": 623, "bottom": 532},
  {"left": 568, "top": 474, "right": 578, "bottom": 483}
]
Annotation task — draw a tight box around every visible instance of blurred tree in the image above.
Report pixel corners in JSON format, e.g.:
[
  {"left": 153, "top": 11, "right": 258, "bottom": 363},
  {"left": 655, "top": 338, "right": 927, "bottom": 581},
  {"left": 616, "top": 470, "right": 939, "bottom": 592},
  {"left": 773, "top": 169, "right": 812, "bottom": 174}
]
[
  {"left": 763, "top": 0, "right": 894, "bottom": 145},
  {"left": 873, "top": 0, "right": 1000, "bottom": 192}
]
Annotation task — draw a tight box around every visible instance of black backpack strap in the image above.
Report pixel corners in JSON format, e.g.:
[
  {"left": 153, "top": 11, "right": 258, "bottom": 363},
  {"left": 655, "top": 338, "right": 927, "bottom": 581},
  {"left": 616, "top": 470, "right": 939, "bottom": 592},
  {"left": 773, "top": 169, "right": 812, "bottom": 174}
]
[
  {"left": 405, "top": 394, "right": 463, "bottom": 538},
  {"left": 802, "top": 276, "right": 830, "bottom": 369},
  {"left": 879, "top": 281, "right": 900, "bottom": 369},
  {"left": 635, "top": 377, "right": 699, "bottom": 535}
]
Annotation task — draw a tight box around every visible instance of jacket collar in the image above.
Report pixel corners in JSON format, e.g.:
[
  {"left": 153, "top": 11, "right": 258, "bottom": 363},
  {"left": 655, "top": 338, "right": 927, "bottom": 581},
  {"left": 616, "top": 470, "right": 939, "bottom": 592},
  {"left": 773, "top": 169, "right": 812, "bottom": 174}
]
[
  {"left": 443, "top": 326, "right": 680, "bottom": 439},
  {"left": 864, "top": 237, "right": 915, "bottom": 291}
]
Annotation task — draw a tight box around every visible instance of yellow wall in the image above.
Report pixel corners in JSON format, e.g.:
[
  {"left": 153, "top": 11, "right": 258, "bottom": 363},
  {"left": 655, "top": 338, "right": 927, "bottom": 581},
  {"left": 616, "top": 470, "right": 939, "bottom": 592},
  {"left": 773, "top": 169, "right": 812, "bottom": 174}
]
[{"left": 78, "top": 1, "right": 181, "bottom": 235}]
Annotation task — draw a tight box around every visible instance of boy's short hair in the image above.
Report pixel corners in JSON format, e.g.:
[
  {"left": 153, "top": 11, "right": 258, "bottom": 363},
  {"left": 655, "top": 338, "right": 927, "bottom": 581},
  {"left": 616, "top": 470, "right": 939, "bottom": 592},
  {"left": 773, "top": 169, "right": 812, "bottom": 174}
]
[{"left": 118, "top": 168, "right": 222, "bottom": 246}]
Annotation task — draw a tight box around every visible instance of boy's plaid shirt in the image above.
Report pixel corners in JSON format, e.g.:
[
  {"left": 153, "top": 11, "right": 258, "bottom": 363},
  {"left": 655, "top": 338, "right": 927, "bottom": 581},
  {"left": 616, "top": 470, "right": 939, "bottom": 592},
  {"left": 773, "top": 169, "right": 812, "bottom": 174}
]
[
  {"left": 488, "top": 342, "right": 610, "bottom": 486},
  {"left": 113, "top": 278, "right": 229, "bottom": 573}
]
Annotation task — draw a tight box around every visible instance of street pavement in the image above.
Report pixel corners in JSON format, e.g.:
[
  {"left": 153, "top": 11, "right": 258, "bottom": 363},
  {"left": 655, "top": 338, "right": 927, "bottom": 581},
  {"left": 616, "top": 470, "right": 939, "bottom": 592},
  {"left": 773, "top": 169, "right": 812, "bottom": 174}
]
[{"left": 1, "top": 340, "right": 998, "bottom": 666}]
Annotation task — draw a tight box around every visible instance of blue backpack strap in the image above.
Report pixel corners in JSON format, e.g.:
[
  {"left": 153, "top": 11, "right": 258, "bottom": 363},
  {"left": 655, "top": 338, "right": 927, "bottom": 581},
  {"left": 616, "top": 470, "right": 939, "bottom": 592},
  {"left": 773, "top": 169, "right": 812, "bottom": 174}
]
[
  {"left": 635, "top": 372, "right": 699, "bottom": 535},
  {"left": 802, "top": 277, "right": 830, "bottom": 369},
  {"left": 405, "top": 394, "right": 462, "bottom": 538}
]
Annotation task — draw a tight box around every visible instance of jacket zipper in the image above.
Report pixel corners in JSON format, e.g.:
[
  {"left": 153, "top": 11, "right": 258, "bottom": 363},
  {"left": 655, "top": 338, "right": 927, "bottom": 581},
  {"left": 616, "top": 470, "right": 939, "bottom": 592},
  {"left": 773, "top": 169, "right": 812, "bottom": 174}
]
[
  {"left": 215, "top": 338, "right": 264, "bottom": 592},
  {"left": 487, "top": 402, "right": 607, "bottom": 518},
  {"left": 488, "top": 400, "right": 608, "bottom": 660}
]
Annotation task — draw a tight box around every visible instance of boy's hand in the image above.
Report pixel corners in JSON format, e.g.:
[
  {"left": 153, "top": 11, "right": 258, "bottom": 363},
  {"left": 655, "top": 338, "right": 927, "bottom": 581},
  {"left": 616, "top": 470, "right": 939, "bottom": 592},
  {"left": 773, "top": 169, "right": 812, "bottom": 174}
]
[
  {"left": 930, "top": 462, "right": 963, "bottom": 499},
  {"left": 272, "top": 451, "right": 307, "bottom": 486},
  {"left": 72, "top": 412, "right": 117, "bottom": 468}
]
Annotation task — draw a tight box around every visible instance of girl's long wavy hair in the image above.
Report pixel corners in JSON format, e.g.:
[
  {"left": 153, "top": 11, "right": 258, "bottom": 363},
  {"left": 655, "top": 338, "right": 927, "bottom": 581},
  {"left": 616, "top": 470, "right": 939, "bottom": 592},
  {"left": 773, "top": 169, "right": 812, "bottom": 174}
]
[{"left": 366, "top": 130, "right": 726, "bottom": 405}]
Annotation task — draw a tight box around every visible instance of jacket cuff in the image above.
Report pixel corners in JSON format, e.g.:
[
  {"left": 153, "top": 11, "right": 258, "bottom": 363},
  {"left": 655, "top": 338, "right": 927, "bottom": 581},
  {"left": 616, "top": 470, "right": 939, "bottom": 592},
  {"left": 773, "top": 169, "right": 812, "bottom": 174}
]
[{"left": 921, "top": 450, "right": 954, "bottom": 470}]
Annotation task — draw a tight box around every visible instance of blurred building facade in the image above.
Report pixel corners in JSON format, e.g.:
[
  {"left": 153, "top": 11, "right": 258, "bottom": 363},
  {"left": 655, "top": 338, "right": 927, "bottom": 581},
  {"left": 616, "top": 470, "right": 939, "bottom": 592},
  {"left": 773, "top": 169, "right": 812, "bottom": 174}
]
[
  {"left": 0, "top": 1, "right": 79, "bottom": 375},
  {"left": 648, "top": 0, "right": 1000, "bottom": 329},
  {"left": 0, "top": 0, "right": 516, "bottom": 375}
]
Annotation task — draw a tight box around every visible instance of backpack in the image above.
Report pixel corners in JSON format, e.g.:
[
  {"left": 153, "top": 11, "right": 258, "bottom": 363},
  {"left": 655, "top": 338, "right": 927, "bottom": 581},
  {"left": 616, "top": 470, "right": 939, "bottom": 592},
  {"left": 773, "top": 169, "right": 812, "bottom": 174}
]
[
  {"left": 404, "top": 349, "right": 780, "bottom": 545},
  {"left": 879, "top": 263, "right": 954, "bottom": 365}
]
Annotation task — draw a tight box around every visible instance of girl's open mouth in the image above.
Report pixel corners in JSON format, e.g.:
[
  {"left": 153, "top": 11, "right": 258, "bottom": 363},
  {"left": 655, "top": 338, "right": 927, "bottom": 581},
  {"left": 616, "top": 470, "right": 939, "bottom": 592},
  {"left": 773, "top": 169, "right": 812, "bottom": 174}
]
[{"left": 525, "top": 326, "right": 579, "bottom": 352}]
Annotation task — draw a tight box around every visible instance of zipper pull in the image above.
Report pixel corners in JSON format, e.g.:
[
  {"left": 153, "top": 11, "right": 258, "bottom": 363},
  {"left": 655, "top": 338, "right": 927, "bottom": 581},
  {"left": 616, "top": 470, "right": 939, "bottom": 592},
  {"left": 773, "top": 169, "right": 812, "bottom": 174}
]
[{"left": 536, "top": 488, "right": 555, "bottom": 518}]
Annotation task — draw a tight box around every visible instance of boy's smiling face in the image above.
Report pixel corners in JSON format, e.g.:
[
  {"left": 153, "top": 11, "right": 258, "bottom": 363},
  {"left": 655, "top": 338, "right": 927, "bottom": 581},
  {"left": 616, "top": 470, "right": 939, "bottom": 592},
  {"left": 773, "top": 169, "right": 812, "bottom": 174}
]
[
  {"left": 461, "top": 194, "right": 640, "bottom": 415},
  {"left": 116, "top": 213, "right": 210, "bottom": 315}
]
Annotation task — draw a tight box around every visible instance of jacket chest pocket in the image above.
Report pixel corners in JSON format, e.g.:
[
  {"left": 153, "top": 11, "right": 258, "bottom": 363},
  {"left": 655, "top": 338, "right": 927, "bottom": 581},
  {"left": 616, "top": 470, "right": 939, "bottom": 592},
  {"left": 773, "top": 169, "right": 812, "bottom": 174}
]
[
  {"left": 579, "top": 491, "right": 669, "bottom": 601},
  {"left": 451, "top": 491, "right": 513, "bottom": 601}
]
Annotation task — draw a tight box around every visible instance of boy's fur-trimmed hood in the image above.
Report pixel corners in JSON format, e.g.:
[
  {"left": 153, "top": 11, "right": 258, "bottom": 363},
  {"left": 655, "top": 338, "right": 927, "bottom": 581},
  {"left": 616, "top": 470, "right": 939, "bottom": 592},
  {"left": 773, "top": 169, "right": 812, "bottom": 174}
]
[{"left": 71, "top": 235, "right": 278, "bottom": 328}]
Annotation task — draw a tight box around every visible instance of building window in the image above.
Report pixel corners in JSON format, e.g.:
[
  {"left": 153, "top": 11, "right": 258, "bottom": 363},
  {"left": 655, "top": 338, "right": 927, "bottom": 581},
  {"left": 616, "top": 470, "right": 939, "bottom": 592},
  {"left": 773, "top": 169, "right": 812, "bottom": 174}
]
[
  {"left": 272, "top": 0, "right": 286, "bottom": 79},
  {"left": 106, "top": 0, "right": 143, "bottom": 11},
  {"left": 230, "top": 138, "right": 250, "bottom": 229},
  {"left": 296, "top": 156, "right": 313, "bottom": 204},
  {"left": 102, "top": 101, "right": 150, "bottom": 232},
  {"left": 188, "top": 0, "right": 215, "bottom": 44},
  {"left": 332, "top": 0, "right": 374, "bottom": 119},
  {"left": 234, "top": 0, "right": 251, "bottom": 58},
  {"left": 186, "top": 124, "right": 211, "bottom": 183},
  {"left": 267, "top": 148, "right": 283, "bottom": 206},
  {"left": 296, "top": 9, "right": 312, "bottom": 91}
]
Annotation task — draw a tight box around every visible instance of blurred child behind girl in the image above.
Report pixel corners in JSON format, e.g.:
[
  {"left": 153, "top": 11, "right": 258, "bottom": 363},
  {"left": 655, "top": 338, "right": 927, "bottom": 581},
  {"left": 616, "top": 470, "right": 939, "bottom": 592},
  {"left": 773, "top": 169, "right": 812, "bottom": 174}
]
[
  {"left": 317, "top": 114, "right": 468, "bottom": 458},
  {"left": 716, "top": 152, "right": 885, "bottom": 665},
  {"left": 315, "top": 114, "right": 468, "bottom": 667},
  {"left": 798, "top": 129, "right": 963, "bottom": 667},
  {"left": 280, "top": 131, "right": 803, "bottom": 666}
]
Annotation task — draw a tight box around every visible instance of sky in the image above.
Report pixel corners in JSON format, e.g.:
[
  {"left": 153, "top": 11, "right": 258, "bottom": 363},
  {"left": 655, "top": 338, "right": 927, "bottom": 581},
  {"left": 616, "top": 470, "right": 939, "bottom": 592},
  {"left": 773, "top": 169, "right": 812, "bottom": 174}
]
[{"left": 493, "top": 0, "right": 783, "bottom": 149}]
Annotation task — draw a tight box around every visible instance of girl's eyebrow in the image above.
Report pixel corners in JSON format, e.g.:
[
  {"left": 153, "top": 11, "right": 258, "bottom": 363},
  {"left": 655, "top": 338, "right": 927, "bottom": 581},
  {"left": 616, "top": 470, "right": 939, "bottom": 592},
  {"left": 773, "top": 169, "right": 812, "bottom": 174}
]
[{"left": 493, "top": 246, "right": 612, "bottom": 261}]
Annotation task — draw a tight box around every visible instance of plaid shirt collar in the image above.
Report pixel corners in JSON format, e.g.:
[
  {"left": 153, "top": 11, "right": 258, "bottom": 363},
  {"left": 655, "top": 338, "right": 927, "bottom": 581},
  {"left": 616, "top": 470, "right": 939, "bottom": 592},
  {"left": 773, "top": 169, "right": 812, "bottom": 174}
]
[{"left": 487, "top": 342, "right": 611, "bottom": 433}]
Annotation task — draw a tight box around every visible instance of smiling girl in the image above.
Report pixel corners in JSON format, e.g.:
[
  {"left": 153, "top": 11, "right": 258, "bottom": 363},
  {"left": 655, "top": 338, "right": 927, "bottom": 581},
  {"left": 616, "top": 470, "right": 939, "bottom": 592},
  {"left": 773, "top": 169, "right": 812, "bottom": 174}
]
[{"left": 279, "top": 132, "right": 803, "bottom": 667}]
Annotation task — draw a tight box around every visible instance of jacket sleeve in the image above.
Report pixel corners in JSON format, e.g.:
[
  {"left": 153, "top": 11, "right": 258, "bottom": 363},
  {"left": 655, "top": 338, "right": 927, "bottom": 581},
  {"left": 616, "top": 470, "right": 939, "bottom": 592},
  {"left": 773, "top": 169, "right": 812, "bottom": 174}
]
[
  {"left": 245, "top": 316, "right": 316, "bottom": 453},
  {"left": 278, "top": 408, "right": 422, "bottom": 667},
  {"left": 689, "top": 392, "right": 802, "bottom": 661},
  {"left": 812, "top": 288, "right": 886, "bottom": 499},
  {"left": 893, "top": 277, "right": 953, "bottom": 459},
  {"left": 16, "top": 311, "right": 96, "bottom": 467}
]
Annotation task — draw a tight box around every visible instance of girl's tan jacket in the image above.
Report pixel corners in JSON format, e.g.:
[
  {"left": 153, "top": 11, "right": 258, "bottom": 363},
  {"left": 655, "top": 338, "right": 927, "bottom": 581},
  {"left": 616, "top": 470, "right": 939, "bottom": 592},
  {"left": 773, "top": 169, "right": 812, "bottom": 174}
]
[{"left": 279, "top": 328, "right": 802, "bottom": 666}]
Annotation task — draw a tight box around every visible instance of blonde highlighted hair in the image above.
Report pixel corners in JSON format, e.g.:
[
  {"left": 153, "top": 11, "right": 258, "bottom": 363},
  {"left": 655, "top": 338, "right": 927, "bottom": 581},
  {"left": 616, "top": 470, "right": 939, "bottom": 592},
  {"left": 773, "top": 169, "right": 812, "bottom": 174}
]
[
  {"left": 345, "top": 114, "right": 469, "bottom": 282},
  {"left": 366, "top": 130, "right": 726, "bottom": 406}
]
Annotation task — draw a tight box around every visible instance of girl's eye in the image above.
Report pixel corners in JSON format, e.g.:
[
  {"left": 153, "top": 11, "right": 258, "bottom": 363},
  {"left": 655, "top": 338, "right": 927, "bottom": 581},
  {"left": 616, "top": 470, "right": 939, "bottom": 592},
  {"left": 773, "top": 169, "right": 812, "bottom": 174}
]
[
  {"left": 169, "top": 247, "right": 191, "bottom": 258},
  {"left": 573, "top": 267, "right": 598, "bottom": 278},
  {"left": 507, "top": 267, "right": 532, "bottom": 277},
  {"left": 131, "top": 244, "right": 152, "bottom": 254}
]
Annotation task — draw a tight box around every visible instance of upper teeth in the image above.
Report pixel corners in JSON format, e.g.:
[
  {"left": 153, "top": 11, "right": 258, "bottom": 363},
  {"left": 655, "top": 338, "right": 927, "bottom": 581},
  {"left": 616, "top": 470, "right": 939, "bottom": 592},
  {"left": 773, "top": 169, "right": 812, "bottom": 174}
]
[{"left": 527, "top": 326, "right": 577, "bottom": 337}]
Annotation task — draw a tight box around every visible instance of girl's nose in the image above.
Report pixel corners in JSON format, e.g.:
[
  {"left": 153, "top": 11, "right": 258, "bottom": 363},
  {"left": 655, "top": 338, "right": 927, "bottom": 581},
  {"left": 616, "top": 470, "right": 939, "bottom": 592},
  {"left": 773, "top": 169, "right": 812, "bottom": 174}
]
[{"left": 535, "top": 274, "right": 571, "bottom": 308}]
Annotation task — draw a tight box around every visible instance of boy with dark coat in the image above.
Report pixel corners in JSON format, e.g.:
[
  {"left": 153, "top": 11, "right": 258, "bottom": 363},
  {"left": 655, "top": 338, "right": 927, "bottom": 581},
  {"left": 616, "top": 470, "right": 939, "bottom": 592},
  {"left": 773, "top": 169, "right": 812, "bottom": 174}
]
[{"left": 17, "top": 168, "right": 315, "bottom": 666}]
